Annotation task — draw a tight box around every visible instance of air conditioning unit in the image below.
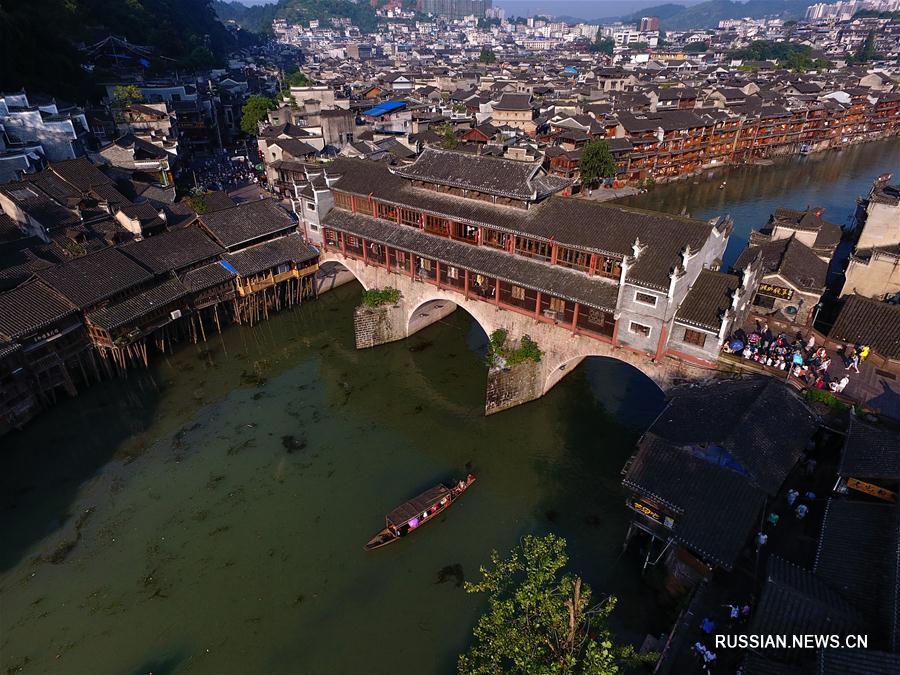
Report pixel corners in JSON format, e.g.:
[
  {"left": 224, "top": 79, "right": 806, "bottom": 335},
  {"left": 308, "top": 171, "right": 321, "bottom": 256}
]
[{"left": 170, "top": 310, "right": 182, "bottom": 320}]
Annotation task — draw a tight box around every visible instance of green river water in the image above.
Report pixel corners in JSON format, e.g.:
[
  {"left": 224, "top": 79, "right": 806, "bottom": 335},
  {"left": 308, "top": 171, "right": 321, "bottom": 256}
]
[{"left": 1, "top": 282, "right": 666, "bottom": 675}]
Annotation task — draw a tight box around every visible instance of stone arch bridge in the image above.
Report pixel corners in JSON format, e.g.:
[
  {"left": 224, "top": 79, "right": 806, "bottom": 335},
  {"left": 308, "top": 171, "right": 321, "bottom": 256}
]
[{"left": 318, "top": 254, "right": 725, "bottom": 415}]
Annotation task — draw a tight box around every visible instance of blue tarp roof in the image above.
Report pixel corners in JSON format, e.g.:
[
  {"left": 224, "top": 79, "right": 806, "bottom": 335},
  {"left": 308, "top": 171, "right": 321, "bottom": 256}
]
[
  {"left": 362, "top": 100, "right": 406, "bottom": 117},
  {"left": 563, "top": 66, "right": 578, "bottom": 74}
]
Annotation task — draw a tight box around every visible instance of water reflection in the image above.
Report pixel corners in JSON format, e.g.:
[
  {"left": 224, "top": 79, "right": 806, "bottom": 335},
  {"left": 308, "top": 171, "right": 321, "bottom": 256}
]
[{"left": 617, "top": 138, "right": 900, "bottom": 267}]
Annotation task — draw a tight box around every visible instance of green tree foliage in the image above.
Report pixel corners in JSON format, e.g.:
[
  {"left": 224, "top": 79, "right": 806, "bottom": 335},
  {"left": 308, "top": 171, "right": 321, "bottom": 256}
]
[
  {"left": 623, "top": 1, "right": 809, "bottom": 31},
  {"left": 112, "top": 85, "right": 144, "bottom": 107},
  {"left": 361, "top": 287, "right": 401, "bottom": 307},
  {"left": 1, "top": 0, "right": 250, "bottom": 98},
  {"left": 241, "top": 95, "right": 276, "bottom": 135},
  {"left": 629, "top": 42, "right": 650, "bottom": 50},
  {"left": 285, "top": 67, "right": 313, "bottom": 86},
  {"left": 591, "top": 30, "right": 615, "bottom": 55},
  {"left": 479, "top": 48, "right": 497, "bottom": 64},
  {"left": 487, "top": 329, "right": 543, "bottom": 367},
  {"left": 435, "top": 123, "right": 459, "bottom": 150},
  {"left": 683, "top": 41, "right": 709, "bottom": 53},
  {"left": 458, "top": 534, "right": 651, "bottom": 675},
  {"left": 477, "top": 17, "right": 500, "bottom": 29},
  {"left": 855, "top": 31, "right": 877, "bottom": 63},
  {"left": 579, "top": 139, "right": 617, "bottom": 186},
  {"left": 215, "top": 0, "right": 379, "bottom": 34}
]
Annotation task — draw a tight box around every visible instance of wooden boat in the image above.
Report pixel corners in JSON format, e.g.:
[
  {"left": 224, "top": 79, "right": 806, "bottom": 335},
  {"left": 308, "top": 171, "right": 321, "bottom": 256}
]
[{"left": 364, "top": 474, "right": 476, "bottom": 551}]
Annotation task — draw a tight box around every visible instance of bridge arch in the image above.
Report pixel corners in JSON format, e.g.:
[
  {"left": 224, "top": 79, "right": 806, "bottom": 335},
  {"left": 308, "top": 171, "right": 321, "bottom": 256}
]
[
  {"left": 316, "top": 259, "right": 369, "bottom": 292},
  {"left": 543, "top": 352, "right": 668, "bottom": 396},
  {"left": 406, "top": 296, "right": 493, "bottom": 344}
]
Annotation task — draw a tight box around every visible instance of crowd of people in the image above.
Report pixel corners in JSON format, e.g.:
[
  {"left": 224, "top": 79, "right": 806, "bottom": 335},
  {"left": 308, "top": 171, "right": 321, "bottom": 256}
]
[
  {"left": 721, "top": 322, "right": 870, "bottom": 395},
  {"left": 691, "top": 603, "right": 753, "bottom": 673},
  {"left": 191, "top": 149, "right": 259, "bottom": 192}
]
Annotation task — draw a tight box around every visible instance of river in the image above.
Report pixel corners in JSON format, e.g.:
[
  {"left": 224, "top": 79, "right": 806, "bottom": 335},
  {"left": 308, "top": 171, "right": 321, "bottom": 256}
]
[
  {"left": 1, "top": 282, "right": 667, "bottom": 675},
  {"left": 4, "top": 139, "right": 897, "bottom": 675},
  {"left": 615, "top": 137, "right": 900, "bottom": 268}
]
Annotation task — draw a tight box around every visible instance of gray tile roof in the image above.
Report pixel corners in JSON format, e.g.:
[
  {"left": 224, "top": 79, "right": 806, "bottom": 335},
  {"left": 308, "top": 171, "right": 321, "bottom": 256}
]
[
  {"left": 647, "top": 378, "right": 818, "bottom": 495},
  {"left": 734, "top": 236, "right": 827, "bottom": 292},
  {"left": 181, "top": 261, "right": 235, "bottom": 293},
  {"left": 121, "top": 226, "right": 224, "bottom": 274},
  {"left": 223, "top": 233, "right": 318, "bottom": 277},
  {"left": 86, "top": 278, "right": 187, "bottom": 331},
  {"left": 830, "top": 294, "right": 900, "bottom": 361},
  {"left": 750, "top": 556, "right": 868, "bottom": 668},
  {"left": 37, "top": 246, "right": 153, "bottom": 309},
  {"left": 623, "top": 433, "right": 765, "bottom": 569},
  {"left": 392, "top": 148, "right": 568, "bottom": 201},
  {"left": 199, "top": 199, "right": 296, "bottom": 250},
  {"left": 675, "top": 269, "right": 739, "bottom": 331},
  {"left": 0, "top": 280, "right": 78, "bottom": 340},
  {"left": 837, "top": 417, "right": 900, "bottom": 480},
  {"left": 814, "top": 499, "right": 898, "bottom": 649}
]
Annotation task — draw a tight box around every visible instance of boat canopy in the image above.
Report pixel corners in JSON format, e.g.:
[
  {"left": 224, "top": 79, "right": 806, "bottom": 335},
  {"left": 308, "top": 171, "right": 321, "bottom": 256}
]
[{"left": 386, "top": 485, "right": 451, "bottom": 527}]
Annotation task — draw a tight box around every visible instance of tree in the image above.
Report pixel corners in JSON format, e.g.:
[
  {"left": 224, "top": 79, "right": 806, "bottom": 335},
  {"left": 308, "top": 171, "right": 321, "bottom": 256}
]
[
  {"left": 592, "top": 29, "right": 615, "bottom": 56},
  {"left": 285, "top": 67, "right": 312, "bottom": 87},
  {"left": 683, "top": 41, "right": 708, "bottom": 53},
  {"left": 479, "top": 48, "right": 497, "bottom": 64},
  {"left": 435, "top": 123, "right": 459, "bottom": 150},
  {"left": 458, "top": 534, "right": 651, "bottom": 674},
  {"left": 579, "top": 139, "right": 617, "bottom": 187},
  {"left": 855, "top": 31, "right": 877, "bottom": 63},
  {"left": 657, "top": 30, "right": 667, "bottom": 47},
  {"left": 240, "top": 95, "right": 275, "bottom": 135},
  {"left": 112, "top": 84, "right": 143, "bottom": 108}
]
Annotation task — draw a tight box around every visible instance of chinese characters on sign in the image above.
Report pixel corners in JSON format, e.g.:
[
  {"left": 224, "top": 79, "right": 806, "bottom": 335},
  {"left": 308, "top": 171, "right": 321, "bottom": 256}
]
[{"left": 757, "top": 283, "right": 794, "bottom": 301}]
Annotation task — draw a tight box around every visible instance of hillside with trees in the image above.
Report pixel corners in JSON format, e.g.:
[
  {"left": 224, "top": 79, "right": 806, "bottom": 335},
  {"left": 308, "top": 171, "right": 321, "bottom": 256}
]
[
  {"left": 214, "top": 0, "right": 379, "bottom": 33},
  {"left": 625, "top": 0, "right": 809, "bottom": 29},
  {"left": 1, "top": 0, "right": 248, "bottom": 100}
]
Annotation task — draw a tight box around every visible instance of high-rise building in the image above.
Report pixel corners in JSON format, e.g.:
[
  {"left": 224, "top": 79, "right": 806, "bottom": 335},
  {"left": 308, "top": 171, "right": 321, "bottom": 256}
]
[
  {"left": 420, "top": 0, "right": 492, "bottom": 19},
  {"left": 639, "top": 16, "right": 660, "bottom": 31}
]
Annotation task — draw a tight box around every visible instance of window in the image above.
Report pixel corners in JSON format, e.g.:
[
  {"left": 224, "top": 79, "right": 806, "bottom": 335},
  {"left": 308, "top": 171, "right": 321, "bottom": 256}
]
[
  {"left": 752, "top": 293, "right": 776, "bottom": 309},
  {"left": 556, "top": 247, "right": 590, "bottom": 273},
  {"left": 598, "top": 256, "right": 622, "bottom": 279},
  {"left": 511, "top": 285, "right": 526, "bottom": 301},
  {"left": 307, "top": 201, "right": 316, "bottom": 211},
  {"left": 334, "top": 191, "right": 353, "bottom": 210},
  {"left": 399, "top": 207, "right": 420, "bottom": 227},
  {"left": 629, "top": 322, "right": 652, "bottom": 338},
  {"left": 683, "top": 329, "right": 707, "bottom": 347},
  {"left": 377, "top": 202, "right": 397, "bottom": 221},
  {"left": 515, "top": 236, "right": 552, "bottom": 261},
  {"left": 549, "top": 297, "right": 566, "bottom": 313},
  {"left": 635, "top": 292, "right": 657, "bottom": 307},
  {"left": 419, "top": 258, "right": 432, "bottom": 271},
  {"left": 482, "top": 228, "right": 508, "bottom": 249},
  {"left": 447, "top": 266, "right": 459, "bottom": 279}
]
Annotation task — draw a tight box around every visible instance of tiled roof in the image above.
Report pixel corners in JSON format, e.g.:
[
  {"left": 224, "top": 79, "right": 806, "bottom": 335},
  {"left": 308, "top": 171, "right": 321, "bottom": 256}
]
[
  {"left": 223, "top": 233, "right": 317, "bottom": 277},
  {"left": 734, "top": 236, "right": 826, "bottom": 292},
  {"left": 392, "top": 148, "right": 568, "bottom": 201},
  {"left": 330, "top": 158, "right": 722, "bottom": 292},
  {"left": 675, "top": 269, "right": 739, "bottom": 331},
  {"left": 814, "top": 499, "right": 898, "bottom": 649},
  {"left": 48, "top": 157, "right": 112, "bottom": 191},
  {"left": 86, "top": 278, "right": 187, "bottom": 331},
  {"left": 749, "top": 556, "right": 868, "bottom": 668},
  {"left": 324, "top": 209, "right": 620, "bottom": 312},
  {"left": 818, "top": 650, "right": 900, "bottom": 675},
  {"left": 623, "top": 433, "right": 765, "bottom": 569},
  {"left": 647, "top": 378, "right": 818, "bottom": 495},
  {"left": 0, "top": 280, "right": 78, "bottom": 340},
  {"left": 181, "top": 261, "right": 235, "bottom": 293},
  {"left": 838, "top": 418, "right": 900, "bottom": 480},
  {"left": 37, "top": 246, "right": 153, "bottom": 308},
  {"left": 829, "top": 294, "right": 900, "bottom": 361},
  {"left": 121, "top": 226, "right": 224, "bottom": 274},
  {"left": 199, "top": 199, "right": 296, "bottom": 250}
]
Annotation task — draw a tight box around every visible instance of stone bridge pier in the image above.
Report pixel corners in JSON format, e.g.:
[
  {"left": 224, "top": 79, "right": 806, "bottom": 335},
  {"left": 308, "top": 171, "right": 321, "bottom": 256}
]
[{"left": 320, "top": 253, "right": 722, "bottom": 415}]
